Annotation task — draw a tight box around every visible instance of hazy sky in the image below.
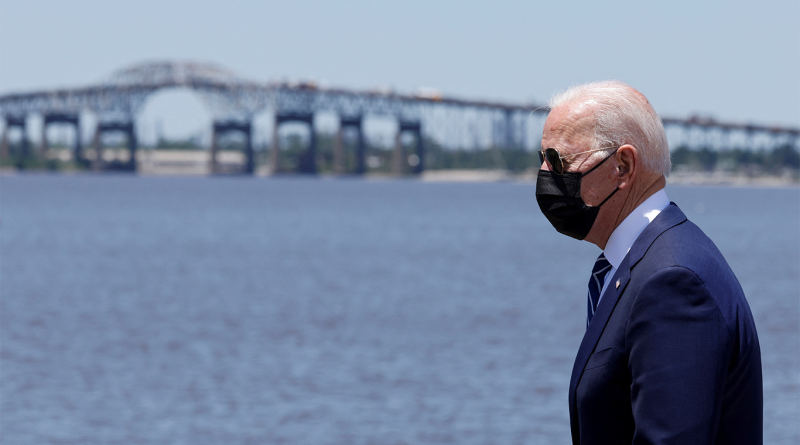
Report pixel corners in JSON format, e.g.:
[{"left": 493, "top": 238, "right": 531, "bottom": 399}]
[{"left": 1, "top": 0, "right": 798, "bottom": 141}]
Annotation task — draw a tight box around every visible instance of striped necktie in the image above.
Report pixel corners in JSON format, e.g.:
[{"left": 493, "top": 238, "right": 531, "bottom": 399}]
[{"left": 587, "top": 253, "right": 612, "bottom": 327}]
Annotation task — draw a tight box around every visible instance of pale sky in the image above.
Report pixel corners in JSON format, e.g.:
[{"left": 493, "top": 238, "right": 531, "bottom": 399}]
[{"left": 1, "top": 0, "right": 798, "bottom": 143}]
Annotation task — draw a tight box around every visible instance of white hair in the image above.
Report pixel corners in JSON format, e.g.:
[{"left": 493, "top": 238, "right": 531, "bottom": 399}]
[{"left": 548, "top": 81, "right": 671, "bottom": 177}]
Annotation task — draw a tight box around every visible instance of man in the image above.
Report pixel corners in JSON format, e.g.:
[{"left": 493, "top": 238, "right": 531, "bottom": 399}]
[{"left": 535, "top": 81, "right": 762, "bottom": 444}]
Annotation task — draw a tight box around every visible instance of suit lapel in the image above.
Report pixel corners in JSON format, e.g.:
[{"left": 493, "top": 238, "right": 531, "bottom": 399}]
[
  {"left": 567, "top": 256, "right": 631, "bottom": 434},
  {"left": 567, "top": 203, "right": 688, "bottom": 431}
]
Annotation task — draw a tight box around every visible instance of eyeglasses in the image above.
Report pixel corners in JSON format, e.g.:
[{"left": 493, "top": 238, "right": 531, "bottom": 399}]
[{"left": 538, "top": 147, "right": 618, "bottom": 175}]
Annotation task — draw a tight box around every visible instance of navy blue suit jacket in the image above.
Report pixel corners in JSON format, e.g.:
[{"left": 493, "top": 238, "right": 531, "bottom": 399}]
[{"left": 569, "top": 203, "right": 762, "bottom": 444}]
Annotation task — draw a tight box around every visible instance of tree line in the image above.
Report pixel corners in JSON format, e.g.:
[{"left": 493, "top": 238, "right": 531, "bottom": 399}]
[
  {"left": 2, "top": 133, "right": 798, "bottom": 175},
  {"left": 670, "top": 145, "right": 799, "bottom": 173}
]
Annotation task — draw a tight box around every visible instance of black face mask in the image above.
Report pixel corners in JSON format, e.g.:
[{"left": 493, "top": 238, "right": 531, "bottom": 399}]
[{"left": 535, "top": 150, "right": 619, "bottom": 240}]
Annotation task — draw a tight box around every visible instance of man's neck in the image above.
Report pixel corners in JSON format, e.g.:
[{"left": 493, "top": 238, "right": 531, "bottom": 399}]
[
  {"left": 596, "top": 175, "right": 666, "bottom": 250},
  {"left": 602, "top": 188, "right": 670, "bottom": 268}
]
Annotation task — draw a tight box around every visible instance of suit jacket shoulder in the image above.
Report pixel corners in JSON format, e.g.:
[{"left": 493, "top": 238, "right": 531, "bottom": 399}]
[
  {"left": 635, "top": 211, "right": 758, "bottom": 349},
  {"left": 568, "top": 203, "right": 762, "bottom": 445}
]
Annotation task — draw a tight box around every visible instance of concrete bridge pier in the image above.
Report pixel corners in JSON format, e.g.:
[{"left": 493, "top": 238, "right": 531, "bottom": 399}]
[
  {"left": 719, "top": 128, "right": 731, "bottom": 150},
  {"left": 93, "top": 121, "right": 137, "bottom": 171},
  {"left": 334, "top": 116, "right": 365, "bottom": 175},
  {"left": 2, "top": 115, "right": 30, "bottom": 160},
  {"left": 270, "top": 122, "right": 280, "bottom": 174},
  {"left": 504, "top": 109, "right": 515, "bottom": 149},
  {"left": 210, "top": 120, "right": 253, "bottom": 174},
  {"left": 272, "top": 113, "right": 316, "bottom": 174},
  {"left": 42, "top": 113, "right": 84, "bottom": 165},
  {"left": 744, "top": 127, "right": 756, "bottom": 151},
  {"left": 393, "top": 121, "right": 424, "bottom": 175}
]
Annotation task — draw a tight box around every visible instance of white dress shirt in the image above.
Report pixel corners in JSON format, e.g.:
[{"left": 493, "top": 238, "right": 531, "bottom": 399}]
[{"left": 597, "top": 189, "right": 671, "bottom": 304}]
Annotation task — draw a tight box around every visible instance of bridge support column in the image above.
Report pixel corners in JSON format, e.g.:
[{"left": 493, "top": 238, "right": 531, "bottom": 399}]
[
  {"left": 42, "top": 113, "right": 84, "bottom": 165},
  {"left": 210, "top": 126, "right": 219, "bottom": 174},
  {"left": 128, "top": 128, "right": 138, "bottom": 171},
  {"left": 2, "top": 116, "right": 30, "bottom": 162},
  {"left": 273, "top": 113, "right": 316, "bottom": 174},
  {"left": 720, "top": 128, "right": 731, "bottom": 150},
  {"left": 393, "top": 121, "right": 423, "bottom": 175},
  {"left": 334, "top": 116, "right": 365, "bottom": 175},
  {"left": 0, "top": 126, "right": 7, "bottom": 160},
  {"left": 333, "top": 127, "right": 345, "bottom": 174},
  {"left": 682, "top": 124, "right": 692, "bottom": 149},
  {"left": 210, "top": 120, "right": 253, "bottom": 175},
  {"left": 504, "top": 109, "right": 515, "bottom": 149},
  {"left": 270, "top": 121, "right": 280, "bottom": 174},
  {"left": 92, "top": 126, "right": 101, "bottom": 170},
  {"left": 355, "top": 122, "right": 366, "bottom": 175},
  {"left": 93, "top": 121, "right": 137, "bottom": 172},
  {"left": 744, "top": 127, "right": 756, "bottom": 151},
  {"left": 303, "top": 129, "right": 317, "bottom": 174},
  {"left": 392, "top": 131, "right": 405, "bottom": 175}
]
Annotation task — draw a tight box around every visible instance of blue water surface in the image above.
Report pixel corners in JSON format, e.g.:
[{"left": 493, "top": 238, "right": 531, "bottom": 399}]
[{"left": 1, "top": 174, "right": 797, "bottom": 444}]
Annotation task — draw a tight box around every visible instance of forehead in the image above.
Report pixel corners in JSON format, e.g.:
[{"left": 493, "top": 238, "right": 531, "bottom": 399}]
[{"left": 541, "top": 101, "right": 596, "bottom": 150}]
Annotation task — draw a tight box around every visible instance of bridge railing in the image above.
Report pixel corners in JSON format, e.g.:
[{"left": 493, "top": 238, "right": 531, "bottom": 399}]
[{"left": 1, "top": 61, "right": 797, "bottom": 174}]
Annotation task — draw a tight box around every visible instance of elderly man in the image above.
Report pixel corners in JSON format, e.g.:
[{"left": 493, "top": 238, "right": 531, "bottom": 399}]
[{"left": 536, "top": 81, "right": 762, "bottom": 444}]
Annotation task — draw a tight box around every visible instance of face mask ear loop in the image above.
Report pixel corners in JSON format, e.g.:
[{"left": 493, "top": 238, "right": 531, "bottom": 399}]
[{"left": 595, "top": 187, "right": 619, "bottom": 208}]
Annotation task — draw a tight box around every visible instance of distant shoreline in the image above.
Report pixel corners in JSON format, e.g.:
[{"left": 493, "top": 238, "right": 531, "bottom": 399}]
[
  {"left": 664, "top": 170, "right": 799, "bottom": 188},
  {"left": 421, "top": 169, "right": 799, "bottom": 187}
]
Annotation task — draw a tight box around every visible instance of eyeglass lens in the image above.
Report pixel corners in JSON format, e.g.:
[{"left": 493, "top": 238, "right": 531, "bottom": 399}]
[{"left": 539, "top": 148, "right": 564, "bottom": 174}]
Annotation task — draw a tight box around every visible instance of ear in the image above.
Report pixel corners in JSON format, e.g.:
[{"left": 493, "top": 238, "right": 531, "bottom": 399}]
[{"left": 615, "top": 144, "right": 637, "bottom": 189}]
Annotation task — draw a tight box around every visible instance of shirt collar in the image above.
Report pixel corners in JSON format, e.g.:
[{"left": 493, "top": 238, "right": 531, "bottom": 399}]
[{"left": 603, "top": 189, "right": 670, "bottom": 269}]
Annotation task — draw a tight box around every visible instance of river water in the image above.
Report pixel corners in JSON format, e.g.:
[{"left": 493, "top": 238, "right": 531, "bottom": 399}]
[{"left": 1, "top": 175, "right": 798, "bottom": 444}]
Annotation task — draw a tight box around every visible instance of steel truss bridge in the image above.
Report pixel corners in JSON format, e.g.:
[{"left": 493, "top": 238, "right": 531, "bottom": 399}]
[{"left": 1, "top": 61, "right": 798, "bottom": 174}]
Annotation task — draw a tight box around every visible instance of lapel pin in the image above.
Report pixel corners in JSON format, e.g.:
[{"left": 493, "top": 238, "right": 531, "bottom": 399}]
[{"left": 616, "top": 279, "right": 620, "bottom": 289}]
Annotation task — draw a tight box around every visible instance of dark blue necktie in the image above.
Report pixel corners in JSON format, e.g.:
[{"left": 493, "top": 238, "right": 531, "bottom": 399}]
[{"left": 587, "top": 253, "right": 612, "bottom": 327}]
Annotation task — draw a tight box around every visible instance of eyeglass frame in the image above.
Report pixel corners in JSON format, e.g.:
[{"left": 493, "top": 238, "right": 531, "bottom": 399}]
[{"left": 537, "top": 146, "right": 619, "bottom": 175}]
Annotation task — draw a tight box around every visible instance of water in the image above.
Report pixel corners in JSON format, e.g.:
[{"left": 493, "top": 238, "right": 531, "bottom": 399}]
[{"left": 1, "top": 175, "right": 798, "bottom": 444}]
